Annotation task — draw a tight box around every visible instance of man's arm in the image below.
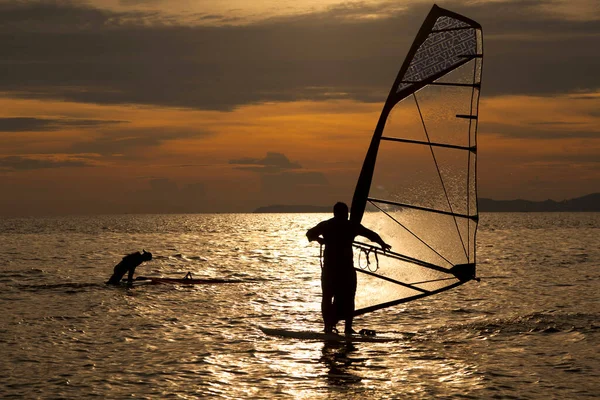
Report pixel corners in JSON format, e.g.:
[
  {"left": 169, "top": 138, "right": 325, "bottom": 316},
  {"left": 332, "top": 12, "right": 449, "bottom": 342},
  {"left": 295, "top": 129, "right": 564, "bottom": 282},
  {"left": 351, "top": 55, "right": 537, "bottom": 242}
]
[
  {"left": 306, "top": 222, "right": 325, "bottom": 244},
  {"left": 127, "top": 266, "right": 136, "bottom": 283},
  {"left": 358, "top": 225, "right": 391, "bottom": 251},
  {"left": 126, "top": 256, "right": 142, "bottom": 283}
]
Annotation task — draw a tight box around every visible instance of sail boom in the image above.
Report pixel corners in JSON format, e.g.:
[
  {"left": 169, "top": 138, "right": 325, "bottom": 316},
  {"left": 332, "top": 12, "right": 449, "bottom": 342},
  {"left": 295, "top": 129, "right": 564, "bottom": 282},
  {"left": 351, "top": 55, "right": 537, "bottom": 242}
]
[
  {"left": 354, "top": 280, "right": 467, "bottom": 316},
  {"left": 355, "top": 268, "right": 430, "bottom": 293},
  {"left": 381, "top": 136, "right": 476, "bottom": 152},
  {"left": 353, "top": 241, "right": 453, "bottom": 273},
  {"left": 368, "top": 198, "right": 478, "bottom": 221}
]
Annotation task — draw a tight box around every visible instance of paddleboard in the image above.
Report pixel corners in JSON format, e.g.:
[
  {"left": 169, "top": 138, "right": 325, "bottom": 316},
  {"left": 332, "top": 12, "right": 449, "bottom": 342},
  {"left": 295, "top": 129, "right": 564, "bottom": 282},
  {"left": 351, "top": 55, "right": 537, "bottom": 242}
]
[
  {"left": 134, "top": 276, "right": 241, "bottom": 285},
  {"left": 259, "top": 326, "right": 399, "bottom": 343}
]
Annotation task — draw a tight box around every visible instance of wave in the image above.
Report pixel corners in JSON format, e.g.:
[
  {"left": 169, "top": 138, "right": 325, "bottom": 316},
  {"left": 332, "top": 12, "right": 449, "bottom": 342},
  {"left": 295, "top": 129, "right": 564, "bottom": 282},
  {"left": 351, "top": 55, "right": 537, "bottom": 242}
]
[{"left": 439, "top": 310, "right": 599, "bottom": 338}]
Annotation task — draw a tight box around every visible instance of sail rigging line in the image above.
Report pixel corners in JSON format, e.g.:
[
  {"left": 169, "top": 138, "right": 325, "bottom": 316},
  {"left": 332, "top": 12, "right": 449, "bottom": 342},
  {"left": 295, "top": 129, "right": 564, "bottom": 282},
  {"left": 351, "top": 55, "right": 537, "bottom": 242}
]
[
  {"left": 368, "top": 198, "right": 477, "bottom": 221},
  {"left": 356, "top": 268, "right": 430, "bottom": 294},
  {"left": 357, "top": 245, "right": 380, "bottom": 272},
  {"left": 353, "top": 241, "right": 458, "bottom": 276},
  {"left": 319, "top": 243, "right": 324, "bottom": 269},
  {"left": 354, "top": 280, "right": 467, "bottom": 317},
  {"left": 409, "top": 276, "right": 459, "bottom": 285},
  {"left": 367, "top": 199, "right": 454, "bottom": 267},
  {"left": 413, "top": 92, "right": 469, "bottom": 260}
]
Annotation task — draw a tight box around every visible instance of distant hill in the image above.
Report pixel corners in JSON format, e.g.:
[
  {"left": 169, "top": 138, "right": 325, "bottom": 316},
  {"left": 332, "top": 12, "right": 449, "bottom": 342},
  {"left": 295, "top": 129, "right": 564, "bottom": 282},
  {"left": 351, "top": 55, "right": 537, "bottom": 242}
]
[
  {"left": 254, "top": 193, "right": 600, "bottom": 213},
  {"left": 479, "top": 193, "right": 600, "bottom": 212}
]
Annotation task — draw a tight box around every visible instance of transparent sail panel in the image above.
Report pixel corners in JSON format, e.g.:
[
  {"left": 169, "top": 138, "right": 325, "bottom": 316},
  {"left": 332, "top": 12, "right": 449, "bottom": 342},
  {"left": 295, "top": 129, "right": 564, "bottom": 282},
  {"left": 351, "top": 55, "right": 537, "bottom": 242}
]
[
  {"left": 354, "top": 205, "right": 475, "bottom": 312},
  {"left": 354, "top": 255, "right": 460, "bottom": 313},
  {"left": 383, "top": 97, "right": 429, "bottom": 142},
  {"left": 371, "top": 141, "right": 474, "bottom": 216},
  {"left": 358, "top": 203, "right": 473, "bottom": 267},
  {"left": 435, "top": 59, "right": 478, "bottom": 85},
  {"left": 414, "top": 85, "right": 474, "bottom": 147}
]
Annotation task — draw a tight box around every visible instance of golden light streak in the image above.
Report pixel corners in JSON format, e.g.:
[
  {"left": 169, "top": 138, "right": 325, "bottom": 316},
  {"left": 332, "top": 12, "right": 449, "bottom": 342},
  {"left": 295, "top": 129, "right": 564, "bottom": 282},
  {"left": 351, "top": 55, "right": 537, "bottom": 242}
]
[{"left": 1, "top": 91, "right": 598, "bottom": 213}]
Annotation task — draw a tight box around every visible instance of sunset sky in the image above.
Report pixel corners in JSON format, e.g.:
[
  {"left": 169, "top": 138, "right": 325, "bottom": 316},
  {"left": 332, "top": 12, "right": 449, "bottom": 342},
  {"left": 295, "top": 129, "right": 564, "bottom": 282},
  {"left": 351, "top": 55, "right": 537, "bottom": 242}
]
[{"left": 0, "top": 0, "right": 598, "bottom": 215}]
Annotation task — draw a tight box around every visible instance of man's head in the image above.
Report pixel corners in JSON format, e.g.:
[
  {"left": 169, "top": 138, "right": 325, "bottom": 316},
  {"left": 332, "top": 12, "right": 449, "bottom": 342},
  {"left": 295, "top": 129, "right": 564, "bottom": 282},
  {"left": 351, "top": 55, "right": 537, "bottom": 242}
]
[
  {"left": 333, "top": 202, "right": 349, "bottom": 220},
  {"left": 142, "top": 249, "right": 153, "bottom": 261}
]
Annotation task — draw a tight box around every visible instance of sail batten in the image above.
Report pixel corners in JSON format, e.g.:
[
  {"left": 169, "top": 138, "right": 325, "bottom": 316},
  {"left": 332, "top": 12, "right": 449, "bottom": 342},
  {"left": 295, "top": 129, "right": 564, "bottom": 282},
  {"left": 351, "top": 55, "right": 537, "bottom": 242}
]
[
  {"left": 350, "top": 4, "right": 483, "bottom": 315},
  {"left": 401, "top": 81, "right": 480, "bottom": 88},
  {"left": 381, "top": 137, "right": 476, "bottom": 152},
  {"left": 432, "top": 27, "right": 477, "bottom": 33}
]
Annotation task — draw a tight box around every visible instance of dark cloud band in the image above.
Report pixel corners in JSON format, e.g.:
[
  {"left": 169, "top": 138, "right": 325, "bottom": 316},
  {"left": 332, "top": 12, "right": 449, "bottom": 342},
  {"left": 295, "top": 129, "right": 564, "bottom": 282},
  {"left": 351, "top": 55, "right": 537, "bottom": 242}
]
[
  {"left": 0, "top": 0, "right": 597, "bottom": 111},
  {"left": 0, "top": 117, "right": 124, "bottom": 132},
  {"left": 0, "top": 155, "right": 95, "bottom": 170}
]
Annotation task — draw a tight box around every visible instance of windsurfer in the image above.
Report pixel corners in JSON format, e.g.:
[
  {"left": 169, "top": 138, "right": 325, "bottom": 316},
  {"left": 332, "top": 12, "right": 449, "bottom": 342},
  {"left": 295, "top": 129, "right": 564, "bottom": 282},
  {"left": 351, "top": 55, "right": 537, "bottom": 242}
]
[
  {"left": 106, "top": 250, "right": 153, "bottom": 285},
  {"left": 307, "top": 202, "right": 391, "bottom": 334}
]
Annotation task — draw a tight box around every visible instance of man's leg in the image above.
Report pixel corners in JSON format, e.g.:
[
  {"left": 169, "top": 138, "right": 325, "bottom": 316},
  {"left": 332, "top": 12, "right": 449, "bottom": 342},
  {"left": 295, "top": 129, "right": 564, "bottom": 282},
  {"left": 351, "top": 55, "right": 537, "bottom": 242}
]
[
  {"left": 106, "top": 263, "right": 125, "bottom": 285},
  {"left": 339, "top": 270, "right": 357, "bottom": 334},
  {"left": 321, "top": 270, "right": 336, "bottom": 333}
]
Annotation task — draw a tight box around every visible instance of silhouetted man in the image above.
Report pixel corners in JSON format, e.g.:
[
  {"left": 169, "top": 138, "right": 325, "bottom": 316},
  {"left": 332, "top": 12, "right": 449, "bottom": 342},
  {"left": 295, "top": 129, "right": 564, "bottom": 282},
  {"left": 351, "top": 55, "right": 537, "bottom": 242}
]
[
  {"left": 106, "top": 250, "right": 153, "bottom": 285},
  {"left": 307, "top": 202, "right": 391, "bottom": 334}
]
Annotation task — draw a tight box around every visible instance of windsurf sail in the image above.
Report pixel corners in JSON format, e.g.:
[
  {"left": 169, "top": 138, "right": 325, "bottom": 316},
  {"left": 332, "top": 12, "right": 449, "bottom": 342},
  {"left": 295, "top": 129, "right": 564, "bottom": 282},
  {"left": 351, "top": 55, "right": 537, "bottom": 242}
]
[{"left": 350, "top": 4, "right": 483, "bottom": 316}]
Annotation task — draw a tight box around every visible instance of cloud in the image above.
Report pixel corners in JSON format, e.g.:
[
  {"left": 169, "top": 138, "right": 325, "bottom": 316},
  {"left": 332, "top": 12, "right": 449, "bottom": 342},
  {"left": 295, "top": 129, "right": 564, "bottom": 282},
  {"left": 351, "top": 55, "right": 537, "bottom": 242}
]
[
  {"left": 0, "top": 117, "right": 124, "bottom": 132},
  {"left": 483, "top": 121, "right": 599, "bottom": 139},
  {"left": 228, "top": 151, "right": 329, "bottom": 203},
  {"left": 70, "top": 127, "right": 211, "bottom": 156},
  {"left": 229, "top": 152, "right": 302, "bottom": 173},
  {"left": 0, "top": 155, "right": 96, "bottom": 171},
  {"left": 0, "top": 0, "right": 597, "bottom": 111},
  {"left": 262, "top": 171, "right": 328, "bottom": 188},
  {"left": 479, "top": 92, "right": 600, "bottom": 140},
  {"left": 131, "top": 177, "right": 206, "bottom": 213},
  {"left": 259, "top": 170, "right": 329, "bottom": 206},
  {"left": 119, "top": 0, "right": 163, "bottom": 6}
]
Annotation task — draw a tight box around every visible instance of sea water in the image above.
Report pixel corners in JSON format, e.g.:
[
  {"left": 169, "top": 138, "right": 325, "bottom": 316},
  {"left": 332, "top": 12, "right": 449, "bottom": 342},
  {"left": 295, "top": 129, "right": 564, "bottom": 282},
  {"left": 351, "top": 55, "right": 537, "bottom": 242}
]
[{"left": 0, "top": 213, "right": 598, "bottom": 399}]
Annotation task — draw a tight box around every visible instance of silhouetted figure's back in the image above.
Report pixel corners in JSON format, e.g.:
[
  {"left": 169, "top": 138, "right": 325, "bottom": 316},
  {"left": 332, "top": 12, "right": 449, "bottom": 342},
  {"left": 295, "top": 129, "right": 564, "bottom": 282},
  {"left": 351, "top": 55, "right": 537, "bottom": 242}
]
[
  {"left": 106, "top": 250, "right": 152, "bottom": 285},
  {"left": 307, "top": 202, "right": 390, "bottom": 334}
]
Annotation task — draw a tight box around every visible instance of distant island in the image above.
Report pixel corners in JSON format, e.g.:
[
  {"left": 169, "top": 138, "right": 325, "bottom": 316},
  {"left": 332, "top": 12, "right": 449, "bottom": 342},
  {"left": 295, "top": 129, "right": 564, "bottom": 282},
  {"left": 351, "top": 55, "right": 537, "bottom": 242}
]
[
  {"left": 478, "top": 193, "right": 599, "bottom": 212},
  {"left": 254, "top": 193, "right": 600, "bottom": 213}
]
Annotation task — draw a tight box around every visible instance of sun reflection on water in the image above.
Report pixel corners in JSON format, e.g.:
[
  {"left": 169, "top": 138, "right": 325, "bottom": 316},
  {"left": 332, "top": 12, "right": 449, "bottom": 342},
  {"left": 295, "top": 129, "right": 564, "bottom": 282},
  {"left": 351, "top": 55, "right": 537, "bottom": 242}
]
[{"left": 3, "top": 213, "right": 598, "bottom": 398}]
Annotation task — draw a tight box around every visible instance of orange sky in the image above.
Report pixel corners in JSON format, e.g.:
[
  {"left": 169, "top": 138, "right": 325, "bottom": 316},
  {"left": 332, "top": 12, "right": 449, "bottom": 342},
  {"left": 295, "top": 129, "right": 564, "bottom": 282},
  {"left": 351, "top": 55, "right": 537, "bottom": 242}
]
[{"left": 0, "top": 0, "right": 598, "bottom": 215}]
